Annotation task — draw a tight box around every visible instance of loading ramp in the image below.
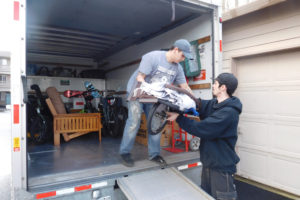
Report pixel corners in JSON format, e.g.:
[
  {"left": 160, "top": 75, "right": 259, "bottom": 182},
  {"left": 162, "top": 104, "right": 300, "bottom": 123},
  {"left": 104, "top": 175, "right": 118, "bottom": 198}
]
[{"left": 118, "top": 167, "right": 214, "bottom": 200}]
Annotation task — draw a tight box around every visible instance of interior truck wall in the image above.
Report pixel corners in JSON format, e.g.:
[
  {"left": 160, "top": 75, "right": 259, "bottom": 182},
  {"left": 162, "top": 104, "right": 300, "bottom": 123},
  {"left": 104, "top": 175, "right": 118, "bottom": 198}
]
[
  {"left": 27, "top": 54, "right": 97, "bottom": 68},
  {"left": 26, "top": 77, "right": 105, "bottom": 92},
  {"left": 222, "top": 0, "right": 300, "bottom": 196},
  {"left": 26, "top": 76, "right": 105, "bottom": 103},
  {"left": 105, "top": 12, "right": 214, "bottom": 103},
  {"left": 27, "top": 53, "right": 98, "bottom": 75}
]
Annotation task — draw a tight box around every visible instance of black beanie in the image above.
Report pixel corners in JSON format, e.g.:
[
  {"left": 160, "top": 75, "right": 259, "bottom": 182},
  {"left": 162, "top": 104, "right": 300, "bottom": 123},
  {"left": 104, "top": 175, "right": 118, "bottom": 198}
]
[{"left": 215, "top": 73, "right": 238, "bottom": 96}]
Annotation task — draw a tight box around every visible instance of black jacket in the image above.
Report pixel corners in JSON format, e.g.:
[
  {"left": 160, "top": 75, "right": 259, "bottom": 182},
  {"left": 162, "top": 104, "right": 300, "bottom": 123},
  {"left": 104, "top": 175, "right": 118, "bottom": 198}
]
[{"left": 176, "top": 96, "right": 242, "bottom": 173}]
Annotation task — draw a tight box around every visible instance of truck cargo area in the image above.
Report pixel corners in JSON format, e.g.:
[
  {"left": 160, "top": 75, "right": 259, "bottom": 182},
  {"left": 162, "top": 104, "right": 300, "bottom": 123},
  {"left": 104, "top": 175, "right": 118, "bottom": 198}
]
[
  {"left": 26, "top": 0, "right": 216, "bottom": 193},
  {"left": 28, "top": 135, "right": 199, "bottom": 191}
]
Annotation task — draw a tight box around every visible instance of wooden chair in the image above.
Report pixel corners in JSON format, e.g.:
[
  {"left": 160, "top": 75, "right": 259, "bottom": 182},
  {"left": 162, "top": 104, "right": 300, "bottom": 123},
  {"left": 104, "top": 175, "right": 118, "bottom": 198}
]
[{"left": 45, "top": 87, "right": 101, "bottom": 146}]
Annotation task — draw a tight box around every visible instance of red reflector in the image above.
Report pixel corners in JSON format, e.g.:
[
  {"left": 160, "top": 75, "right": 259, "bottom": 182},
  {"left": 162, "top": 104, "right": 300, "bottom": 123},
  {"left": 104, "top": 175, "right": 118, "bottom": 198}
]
[
  {"left": 219, "top": 17, "right": 222, "bottom": 23},
  {"left": 220, "top": 40, "right": 222, "bottom": 52},
  {"left": 36, "top": 191, "right": 56, "bottom": 199},
  {"left": 188, "top": 163, "right": 198, "bottom": 168},
  {"left": 14, "top": 1, "right": 20, "bottom": 21},
  {"left": 13, "top": 104, "right": 19, "bottom": 124},
  {"left": 75, "top": 184, "right": 91, "bottom": 191},
  {"left": 76, "top": 102, "right": 84, "bottom": 105}
]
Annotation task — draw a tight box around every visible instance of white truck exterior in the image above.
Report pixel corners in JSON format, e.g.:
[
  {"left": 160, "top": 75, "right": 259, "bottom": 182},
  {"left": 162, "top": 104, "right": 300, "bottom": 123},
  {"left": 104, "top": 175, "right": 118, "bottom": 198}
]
[{"left": 0, "top": 0, "right": 222, "bottom": 199}]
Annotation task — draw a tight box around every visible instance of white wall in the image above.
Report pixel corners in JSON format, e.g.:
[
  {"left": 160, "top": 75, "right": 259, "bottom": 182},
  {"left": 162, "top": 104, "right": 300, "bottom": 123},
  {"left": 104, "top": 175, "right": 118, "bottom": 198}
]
[{"left": 105, "top": 13, "right": 214, "bottom": 103}]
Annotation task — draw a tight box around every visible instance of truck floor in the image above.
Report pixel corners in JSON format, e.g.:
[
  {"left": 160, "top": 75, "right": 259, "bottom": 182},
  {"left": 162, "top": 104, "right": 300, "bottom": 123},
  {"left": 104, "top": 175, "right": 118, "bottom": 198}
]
[{"left": 27, "top": 133, "right": 199, "bottom": 191}]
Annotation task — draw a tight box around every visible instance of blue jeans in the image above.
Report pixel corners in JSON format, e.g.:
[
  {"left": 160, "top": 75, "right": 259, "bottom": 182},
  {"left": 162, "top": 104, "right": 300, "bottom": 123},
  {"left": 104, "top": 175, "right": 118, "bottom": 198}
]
[
  {"left": 119, "top": 101, "right": 162, "bottom": 159},
  {"left": 201, "top": 167, "right": 237, "bottom": 200}
]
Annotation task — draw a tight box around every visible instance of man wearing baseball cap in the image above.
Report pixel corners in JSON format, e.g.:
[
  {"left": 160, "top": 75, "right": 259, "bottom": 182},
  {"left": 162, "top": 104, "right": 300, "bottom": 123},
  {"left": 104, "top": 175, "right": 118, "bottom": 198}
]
[
  {"left": 173, "top": 39, "right": 193, "bottom": 59},
  {"left": 167, "top": 73, "right": 242, "bottom": 200},
  {"left": 119, "top": 39, "right": 193, "bottom": 168}
]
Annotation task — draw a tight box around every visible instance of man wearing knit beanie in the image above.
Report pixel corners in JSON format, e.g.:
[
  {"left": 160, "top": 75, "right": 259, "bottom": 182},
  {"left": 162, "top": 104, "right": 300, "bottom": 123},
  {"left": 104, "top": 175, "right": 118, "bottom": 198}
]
[
  {"left": 167, "top": 73, "right": 242, "bottom": 200},
  {"left": 214, "top": 73, "right": 238, "bottom": 97}
]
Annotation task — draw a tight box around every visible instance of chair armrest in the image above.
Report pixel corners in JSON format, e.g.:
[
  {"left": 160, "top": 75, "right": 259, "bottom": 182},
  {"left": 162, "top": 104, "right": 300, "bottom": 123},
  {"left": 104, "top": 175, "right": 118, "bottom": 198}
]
[{"left": 55, "top": 113, "right": 100, "bottom": 118}]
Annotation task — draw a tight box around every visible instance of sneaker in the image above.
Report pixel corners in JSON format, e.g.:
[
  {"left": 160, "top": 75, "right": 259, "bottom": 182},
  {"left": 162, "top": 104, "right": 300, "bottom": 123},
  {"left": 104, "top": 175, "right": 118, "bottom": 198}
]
[
  {"left": 150, "top": 155, "right": 168, "bottom": 168},
  {"left": 120, "top": 153, "right": 134, "bottom": 167}
]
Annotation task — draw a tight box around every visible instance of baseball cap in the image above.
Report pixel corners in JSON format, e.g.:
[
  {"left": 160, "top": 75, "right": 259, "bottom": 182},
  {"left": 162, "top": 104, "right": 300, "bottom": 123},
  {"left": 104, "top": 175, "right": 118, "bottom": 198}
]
[
  {"left": 215, "top": 73, "right": 238, "bottom": 96},
  {"left": 173, "top": 39, "right": 193, "bottom": 59}
]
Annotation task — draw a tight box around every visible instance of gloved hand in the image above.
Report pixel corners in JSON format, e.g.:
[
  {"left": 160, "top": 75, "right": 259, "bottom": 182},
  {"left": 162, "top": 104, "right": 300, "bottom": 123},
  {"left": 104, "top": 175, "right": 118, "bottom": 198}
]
[{"left": 184, "top": 107, "right": 199, "bottom": 116}]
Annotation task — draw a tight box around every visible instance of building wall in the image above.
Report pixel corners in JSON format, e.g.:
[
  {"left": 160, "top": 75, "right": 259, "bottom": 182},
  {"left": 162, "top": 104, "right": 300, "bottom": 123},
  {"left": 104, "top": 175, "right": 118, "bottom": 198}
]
[
  {"left": 222, "top": 0, "right": 300, "bottom": 195},
  {"left": 223, "top": 0, "right": 300, "bottom": 69}
]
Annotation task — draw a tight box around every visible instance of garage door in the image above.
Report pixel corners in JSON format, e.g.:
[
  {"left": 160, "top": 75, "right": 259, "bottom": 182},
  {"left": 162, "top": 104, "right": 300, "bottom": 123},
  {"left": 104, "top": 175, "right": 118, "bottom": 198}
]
[{"left": 235, "top": 49, "right": 300, "bottom": 195}]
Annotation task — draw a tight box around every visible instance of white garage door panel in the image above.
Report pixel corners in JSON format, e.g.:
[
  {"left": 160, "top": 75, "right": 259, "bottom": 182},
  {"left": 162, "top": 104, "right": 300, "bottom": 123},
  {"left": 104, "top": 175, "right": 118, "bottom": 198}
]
[
  {"left": 238, "top": 121, "right": 269, "bottom": 147},
  {"left": 272, "top": 52, "right": 300, "bottom": 81},
  {"left": 271, "top": 157, "right": 300, "bottom": 194},
  {"left": 235, "top": 50, "right": 300, "bottom": 195},
  {"left": 238, "top": 90, "right": 270, "bottom": 115},
  {"left": 237, "top": 51, "right": 300, "bottom": 83},
  {"left": 275, "top": 90, "right": 300, "bottom": 117},
  {"left": 273, "top": 124, "right": 300, "bottom": 155},
  {"left": 238, "top": 149, "right": 268, "bottom": 182},
  {"left": 236, "top": 58, "right": 271, "bottom": 84}
]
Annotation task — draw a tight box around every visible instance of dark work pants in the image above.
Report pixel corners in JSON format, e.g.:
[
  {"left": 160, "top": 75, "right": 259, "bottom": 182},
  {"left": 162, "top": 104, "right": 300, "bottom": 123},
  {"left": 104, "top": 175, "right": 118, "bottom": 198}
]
[{"left": 201, "top": 167, "right": 237, "bottom": 200}]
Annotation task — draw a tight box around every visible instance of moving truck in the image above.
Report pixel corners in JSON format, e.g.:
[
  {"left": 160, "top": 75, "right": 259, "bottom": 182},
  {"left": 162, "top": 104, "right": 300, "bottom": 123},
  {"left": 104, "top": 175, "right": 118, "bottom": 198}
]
[{"left": 0, "top": 0, "right": 222, "bottom": 199}]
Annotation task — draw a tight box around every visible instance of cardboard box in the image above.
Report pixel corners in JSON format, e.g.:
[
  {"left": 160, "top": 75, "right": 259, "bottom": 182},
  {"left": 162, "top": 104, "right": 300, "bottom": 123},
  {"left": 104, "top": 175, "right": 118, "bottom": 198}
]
[
  {"left": 135, "top": 114, "right": 200, "bottom": 147},
  {"left": 160, "top": 124, "right": 172, "bottom": 147},
  {"left": 135, "top": 113, "right": 172, "bottom": 147},
  {"left": 139, "top": 113, "right": 147, "bottom": 129},
  {"left": 135, "top": 126, "right": 172, "bottom": 147},
  {"left": 137, "top": 128, "right": 147, "bottom": 139}
]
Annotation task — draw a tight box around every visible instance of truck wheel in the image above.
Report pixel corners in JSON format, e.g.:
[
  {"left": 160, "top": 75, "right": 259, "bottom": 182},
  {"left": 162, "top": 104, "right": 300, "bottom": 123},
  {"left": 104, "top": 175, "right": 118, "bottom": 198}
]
[
  {"left": 147, "top": 103, "right": 168, "bottom": 135},
  {"left": 189, "top": 137, "right": 200, "bottom": 151}
]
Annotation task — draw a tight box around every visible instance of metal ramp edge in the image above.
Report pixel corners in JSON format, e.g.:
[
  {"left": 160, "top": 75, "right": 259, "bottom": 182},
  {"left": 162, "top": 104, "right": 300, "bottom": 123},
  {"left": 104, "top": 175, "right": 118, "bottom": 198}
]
[{"left": 117, "top": 167, "right": 214, "bottom": 200}]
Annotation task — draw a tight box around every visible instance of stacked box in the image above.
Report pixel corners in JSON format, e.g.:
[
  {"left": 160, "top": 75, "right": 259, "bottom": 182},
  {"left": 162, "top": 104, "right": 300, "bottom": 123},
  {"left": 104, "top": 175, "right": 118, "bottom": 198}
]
[
  {"left": 135, "top": 113, "right": 172, "bottom": 147},
  {"left": 160, "top": 124, "right": 172, "bottom": 147}
]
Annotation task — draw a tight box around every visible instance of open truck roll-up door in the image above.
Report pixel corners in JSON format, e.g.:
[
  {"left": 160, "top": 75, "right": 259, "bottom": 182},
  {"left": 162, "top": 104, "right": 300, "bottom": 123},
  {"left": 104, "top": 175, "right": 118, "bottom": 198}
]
[
  {"left": 118, "top": 167, "right": 214, "bottom": 200},
  {"left": 5, "top": 0, "right": 222, "bottom": 199}
]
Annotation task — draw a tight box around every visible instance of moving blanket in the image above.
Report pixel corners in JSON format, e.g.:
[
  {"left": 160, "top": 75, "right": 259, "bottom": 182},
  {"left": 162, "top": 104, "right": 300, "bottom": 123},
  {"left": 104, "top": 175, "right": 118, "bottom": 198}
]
[{"left": 133, "top": 82, "right": 198, "bottom": 115}]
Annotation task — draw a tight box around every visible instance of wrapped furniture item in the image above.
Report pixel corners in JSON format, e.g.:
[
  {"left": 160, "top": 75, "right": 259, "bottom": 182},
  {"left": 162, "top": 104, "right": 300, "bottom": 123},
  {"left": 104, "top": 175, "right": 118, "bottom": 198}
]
[{"left": 45, "top": 87, "right": 101, "bottom": 146}]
